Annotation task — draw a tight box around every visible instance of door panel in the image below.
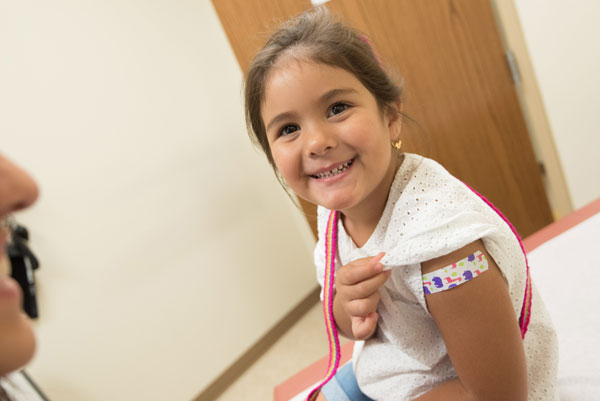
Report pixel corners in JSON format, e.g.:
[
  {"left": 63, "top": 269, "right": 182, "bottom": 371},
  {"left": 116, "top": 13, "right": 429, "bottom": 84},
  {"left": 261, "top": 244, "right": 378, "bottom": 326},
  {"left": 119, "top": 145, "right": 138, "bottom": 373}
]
[{"left": 212, "top": 0, "right": 553, "bottom": 238}]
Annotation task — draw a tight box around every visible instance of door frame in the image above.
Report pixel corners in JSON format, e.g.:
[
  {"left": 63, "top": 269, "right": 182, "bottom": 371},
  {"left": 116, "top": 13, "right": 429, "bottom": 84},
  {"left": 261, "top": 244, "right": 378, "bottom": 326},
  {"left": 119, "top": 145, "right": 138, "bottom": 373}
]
[{"left": 491, "top": 0, "right": 573, "bottom": 218}]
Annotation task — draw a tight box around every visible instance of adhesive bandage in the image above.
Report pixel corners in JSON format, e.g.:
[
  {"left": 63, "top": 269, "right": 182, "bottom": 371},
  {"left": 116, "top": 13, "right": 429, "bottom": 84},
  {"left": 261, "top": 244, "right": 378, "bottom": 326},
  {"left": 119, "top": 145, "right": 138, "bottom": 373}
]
[{"left": 422, "top": 250, "right": 489, "bottom": 295}]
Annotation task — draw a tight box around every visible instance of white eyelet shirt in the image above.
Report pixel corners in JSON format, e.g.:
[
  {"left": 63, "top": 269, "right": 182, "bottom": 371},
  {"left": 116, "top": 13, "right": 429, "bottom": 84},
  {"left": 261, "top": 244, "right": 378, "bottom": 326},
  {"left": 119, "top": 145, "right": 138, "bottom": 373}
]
[{"left": 314, "top": 153, "right": 559, "bottom": 401}]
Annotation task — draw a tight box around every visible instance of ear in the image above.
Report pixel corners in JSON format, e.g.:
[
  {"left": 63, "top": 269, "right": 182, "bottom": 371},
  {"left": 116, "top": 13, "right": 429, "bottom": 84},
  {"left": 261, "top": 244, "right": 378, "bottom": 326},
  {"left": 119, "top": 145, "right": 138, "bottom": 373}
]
[{"left": 386, "top": 100, "right": 403, "bottom": 141}]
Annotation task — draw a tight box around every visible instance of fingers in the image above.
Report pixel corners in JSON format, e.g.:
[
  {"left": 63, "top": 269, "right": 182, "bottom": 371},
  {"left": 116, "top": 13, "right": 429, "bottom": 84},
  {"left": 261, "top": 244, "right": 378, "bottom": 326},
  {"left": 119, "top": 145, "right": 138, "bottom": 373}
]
[
  {"left": 344, "top": 270, "right": 391, "bottom": 300},
  {"left": 346, "top": 291, "right": 381, "bottom": 317},
  {"left": 337, "top": 252, "right": 386, "bottom": 286},
  {"left": 334, "top": 252, "right": 391, "bottom": 340},
  {"left": 352, "top": 312, "right": 379, "bottom": 340}
]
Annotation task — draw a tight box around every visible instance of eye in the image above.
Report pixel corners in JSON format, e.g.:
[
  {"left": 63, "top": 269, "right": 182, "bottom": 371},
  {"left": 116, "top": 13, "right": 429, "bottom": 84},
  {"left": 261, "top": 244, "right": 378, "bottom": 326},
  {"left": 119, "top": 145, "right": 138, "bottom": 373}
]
[
  {"left": 279, "top": 124, "right": 300, "bottom": 137},
  {"left": 328, "top": 102, "right": 349, "bottom": 117}
]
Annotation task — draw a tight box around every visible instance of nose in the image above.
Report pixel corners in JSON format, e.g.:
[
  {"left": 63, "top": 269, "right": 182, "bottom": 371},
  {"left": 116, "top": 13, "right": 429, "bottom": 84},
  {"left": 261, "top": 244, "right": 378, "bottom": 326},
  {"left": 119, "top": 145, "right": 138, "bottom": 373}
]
[
  {"left": 0, "top": 153, "right": 40, "bottom": 217},
  {"left": 305, "top": 123, "right": 337, "bottom": 157}
]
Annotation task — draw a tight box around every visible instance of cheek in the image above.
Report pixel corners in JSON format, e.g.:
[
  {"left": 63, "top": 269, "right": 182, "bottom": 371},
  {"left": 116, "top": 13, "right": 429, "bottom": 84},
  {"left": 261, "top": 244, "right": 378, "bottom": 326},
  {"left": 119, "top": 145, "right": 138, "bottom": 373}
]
[
  {"left": 349, "top": 116, "right": 391, "bottom": 154},
  {"left": 271, "top": 144, "right": 301, "bottom": 179}
]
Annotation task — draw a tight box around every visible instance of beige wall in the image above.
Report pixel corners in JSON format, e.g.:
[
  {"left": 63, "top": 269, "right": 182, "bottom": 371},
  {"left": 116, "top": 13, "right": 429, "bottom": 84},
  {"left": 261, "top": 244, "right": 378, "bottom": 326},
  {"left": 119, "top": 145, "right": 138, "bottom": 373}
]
[
  {"left": 511, "top": 0, "right": 600, "bottom": 209},
  {"left": 0, "top": 1, "right": 315, "bottom": 400}
]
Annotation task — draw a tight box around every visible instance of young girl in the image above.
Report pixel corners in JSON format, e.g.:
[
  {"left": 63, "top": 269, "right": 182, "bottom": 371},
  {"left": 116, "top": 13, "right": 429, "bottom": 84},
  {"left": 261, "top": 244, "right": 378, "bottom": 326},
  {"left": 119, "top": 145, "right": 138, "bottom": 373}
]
[{"left": 244, "top": 8, "right": 558, "bottom": 401}]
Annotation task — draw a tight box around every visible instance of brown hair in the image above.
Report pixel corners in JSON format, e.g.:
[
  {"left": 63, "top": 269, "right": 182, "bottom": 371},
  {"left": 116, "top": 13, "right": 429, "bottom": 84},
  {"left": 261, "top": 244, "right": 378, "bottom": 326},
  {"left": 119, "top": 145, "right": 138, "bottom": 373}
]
[{"left": 244, "top": 7, "right": 404, "bottom": 176}]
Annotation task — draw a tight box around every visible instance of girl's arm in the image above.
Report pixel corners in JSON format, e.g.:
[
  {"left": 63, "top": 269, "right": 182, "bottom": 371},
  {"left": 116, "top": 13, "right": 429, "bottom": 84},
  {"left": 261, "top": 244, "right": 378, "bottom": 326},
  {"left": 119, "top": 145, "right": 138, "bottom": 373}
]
[{"left": 414, "top": 240, "right": 528, "bottom": 401}]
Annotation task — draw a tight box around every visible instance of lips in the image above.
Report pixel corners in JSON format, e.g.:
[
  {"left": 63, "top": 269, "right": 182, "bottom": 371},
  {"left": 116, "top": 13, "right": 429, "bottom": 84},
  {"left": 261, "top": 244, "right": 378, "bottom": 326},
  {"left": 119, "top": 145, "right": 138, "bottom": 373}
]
[
  {"left": 310, "top": 157, "right": 355, "bottom": 179},
  {"left": 0, "top": 274, "right": 20, "bottom": 302},
  {"left": 0, "top": 229, "right": 19, "bottom": 301}
]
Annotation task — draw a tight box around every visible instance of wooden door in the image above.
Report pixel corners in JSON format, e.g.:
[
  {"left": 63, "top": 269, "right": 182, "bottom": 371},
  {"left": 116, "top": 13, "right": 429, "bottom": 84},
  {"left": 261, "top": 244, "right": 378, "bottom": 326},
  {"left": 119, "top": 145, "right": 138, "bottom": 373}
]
[{"left": 212, "top": 0, "right": 554, "bottom": 238}]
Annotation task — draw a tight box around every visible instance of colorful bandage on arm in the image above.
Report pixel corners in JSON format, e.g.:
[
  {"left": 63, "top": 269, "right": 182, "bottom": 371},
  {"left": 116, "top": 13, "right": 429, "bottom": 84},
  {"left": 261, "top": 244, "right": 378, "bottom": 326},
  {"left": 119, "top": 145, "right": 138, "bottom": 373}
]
[{"left": 422, "top": 250, "right": 489, "bottom": 295}]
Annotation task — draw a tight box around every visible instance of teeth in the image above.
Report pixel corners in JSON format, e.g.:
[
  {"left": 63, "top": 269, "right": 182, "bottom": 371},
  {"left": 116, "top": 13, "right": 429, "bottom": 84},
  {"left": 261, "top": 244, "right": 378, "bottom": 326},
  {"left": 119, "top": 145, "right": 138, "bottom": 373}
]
[{"left": 313, "top": 159, "right": 353, "bottom": 179}]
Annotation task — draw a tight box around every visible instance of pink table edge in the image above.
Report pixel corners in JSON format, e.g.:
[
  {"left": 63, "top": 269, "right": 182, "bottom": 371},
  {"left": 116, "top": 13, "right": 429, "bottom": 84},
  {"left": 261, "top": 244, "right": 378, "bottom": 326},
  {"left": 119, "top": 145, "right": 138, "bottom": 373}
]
[
  {"left": 274, "top": 197, "right": 600, "bottom": 401},
  {"left": 522, "top": 197, "right": 600, "bottom": 252}
]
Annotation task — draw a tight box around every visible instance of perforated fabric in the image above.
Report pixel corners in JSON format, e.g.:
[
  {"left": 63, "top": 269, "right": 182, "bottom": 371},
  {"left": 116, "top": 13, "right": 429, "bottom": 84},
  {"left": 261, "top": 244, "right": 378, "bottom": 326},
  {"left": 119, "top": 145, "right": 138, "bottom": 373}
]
[{"left": 314, "top": 153, "right": 559, "bottom": 401}]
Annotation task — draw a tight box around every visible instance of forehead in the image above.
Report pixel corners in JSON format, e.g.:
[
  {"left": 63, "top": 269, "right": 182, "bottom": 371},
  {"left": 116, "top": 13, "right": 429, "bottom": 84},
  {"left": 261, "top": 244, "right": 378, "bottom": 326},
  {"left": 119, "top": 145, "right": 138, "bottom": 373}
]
[
  {"left": 265, "top": 59, "right": 364, "bottom": 97},
  {"left": 262, "top": 59, "right": 370, "bottom": 117}
]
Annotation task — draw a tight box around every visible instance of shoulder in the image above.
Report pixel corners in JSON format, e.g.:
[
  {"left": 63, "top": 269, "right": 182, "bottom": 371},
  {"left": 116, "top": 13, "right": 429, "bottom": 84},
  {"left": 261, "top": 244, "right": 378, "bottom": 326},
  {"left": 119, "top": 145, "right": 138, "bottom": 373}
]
[
  {"left": 381, "top": 154, "right": 505, "bottom": 265},
  {"left": 394, "top": 153, "right": 502, "bottom": 222},
  {"left": 402, "top": 153, "right": 453, "bottom": 180},
  {"left": 389, "top": 154, "right": 475, "bottom": 220},
  {"left": 391, "top": 154, "right": 467, "bottom": 209}
]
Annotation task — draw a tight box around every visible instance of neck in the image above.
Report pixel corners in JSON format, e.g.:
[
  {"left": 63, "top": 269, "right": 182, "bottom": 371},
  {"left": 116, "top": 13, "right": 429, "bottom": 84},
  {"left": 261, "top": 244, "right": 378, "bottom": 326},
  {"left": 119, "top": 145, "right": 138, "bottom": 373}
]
[{"left": 341, "top": 153, "right": 403, "bottom": 248}]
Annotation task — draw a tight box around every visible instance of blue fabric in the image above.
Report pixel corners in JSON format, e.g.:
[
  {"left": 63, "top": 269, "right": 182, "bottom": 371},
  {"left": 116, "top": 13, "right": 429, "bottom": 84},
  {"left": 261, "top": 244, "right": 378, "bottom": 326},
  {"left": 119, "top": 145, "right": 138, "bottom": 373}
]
[{"left": 320, "top": 363, "right": 374, "bottom": 401}]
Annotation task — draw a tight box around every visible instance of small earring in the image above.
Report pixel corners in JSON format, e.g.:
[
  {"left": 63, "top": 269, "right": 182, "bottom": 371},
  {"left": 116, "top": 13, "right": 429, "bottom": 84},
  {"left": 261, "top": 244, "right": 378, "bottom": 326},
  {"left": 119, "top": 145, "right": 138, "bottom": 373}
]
[{"left": 391, "top": 139, "right": 402, "bottom": 150}]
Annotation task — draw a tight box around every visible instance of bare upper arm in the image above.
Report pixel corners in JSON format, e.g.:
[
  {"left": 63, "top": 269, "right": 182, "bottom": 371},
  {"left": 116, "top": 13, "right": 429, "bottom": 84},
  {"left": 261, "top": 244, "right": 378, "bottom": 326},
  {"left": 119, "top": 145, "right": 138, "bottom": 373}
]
[{"left": 421, "top": 240, "right": 528, "bottom": 401}]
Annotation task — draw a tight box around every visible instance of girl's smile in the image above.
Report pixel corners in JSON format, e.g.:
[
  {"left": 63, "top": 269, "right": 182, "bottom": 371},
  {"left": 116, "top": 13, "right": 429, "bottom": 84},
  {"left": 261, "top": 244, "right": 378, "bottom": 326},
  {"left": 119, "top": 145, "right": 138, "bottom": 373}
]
[
  {"left": 261, "top": 60, "right": 402, "bottom": 229},
  {"left": 309, "top": 157, "right": 355, "bottom": 180}
]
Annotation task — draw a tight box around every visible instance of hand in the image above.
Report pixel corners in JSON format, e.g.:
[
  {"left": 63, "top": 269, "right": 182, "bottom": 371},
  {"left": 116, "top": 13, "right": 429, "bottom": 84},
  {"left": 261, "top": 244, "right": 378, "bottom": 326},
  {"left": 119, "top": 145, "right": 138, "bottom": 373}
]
[{"left": 334, "top": 252, "right": 391, "bottom": 340}]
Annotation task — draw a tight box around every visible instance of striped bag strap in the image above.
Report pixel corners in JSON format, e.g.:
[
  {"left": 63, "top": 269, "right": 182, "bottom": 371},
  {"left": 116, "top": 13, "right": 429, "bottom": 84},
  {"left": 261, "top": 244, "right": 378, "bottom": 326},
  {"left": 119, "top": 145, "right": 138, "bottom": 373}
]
[
  {"left": 463, "top": 183, "right": 533, "bottom": 338},
  {"left": 307, "top": 210, "right": 341, "bottom": 401}
]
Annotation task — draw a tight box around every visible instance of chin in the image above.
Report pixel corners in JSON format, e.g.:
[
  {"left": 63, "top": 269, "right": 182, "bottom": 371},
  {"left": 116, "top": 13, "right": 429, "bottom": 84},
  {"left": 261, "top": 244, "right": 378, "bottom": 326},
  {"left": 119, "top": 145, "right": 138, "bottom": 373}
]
[
  {"left": 0, "top": 313, "right": 37, "bottom": 376},
  {"left": 317, "top": 195, "right": 356, "bottom": 212}
]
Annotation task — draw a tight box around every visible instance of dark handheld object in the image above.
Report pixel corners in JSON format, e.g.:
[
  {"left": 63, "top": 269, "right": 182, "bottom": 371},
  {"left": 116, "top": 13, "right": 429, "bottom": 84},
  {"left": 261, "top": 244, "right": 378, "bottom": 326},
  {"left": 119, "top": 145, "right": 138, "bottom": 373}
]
[{"left": 6, "top": 220, "right": 40, "bottom": 319}]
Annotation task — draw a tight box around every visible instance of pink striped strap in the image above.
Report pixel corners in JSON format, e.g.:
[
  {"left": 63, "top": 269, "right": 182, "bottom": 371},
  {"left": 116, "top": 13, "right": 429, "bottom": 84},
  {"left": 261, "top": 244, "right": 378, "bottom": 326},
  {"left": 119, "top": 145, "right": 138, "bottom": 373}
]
[
  {"left": 463, "top": 183, "right": 532, "bottom": 338},
  {"left": 307, "top": 210, "right": 341, "bottom": 401}
]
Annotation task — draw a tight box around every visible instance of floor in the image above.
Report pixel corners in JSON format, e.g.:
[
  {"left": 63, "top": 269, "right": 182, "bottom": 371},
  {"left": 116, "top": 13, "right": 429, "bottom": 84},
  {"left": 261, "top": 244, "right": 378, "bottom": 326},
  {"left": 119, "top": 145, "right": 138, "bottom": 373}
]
[{"left": 214, "top": 302, "right": 349, "bottom": 401}]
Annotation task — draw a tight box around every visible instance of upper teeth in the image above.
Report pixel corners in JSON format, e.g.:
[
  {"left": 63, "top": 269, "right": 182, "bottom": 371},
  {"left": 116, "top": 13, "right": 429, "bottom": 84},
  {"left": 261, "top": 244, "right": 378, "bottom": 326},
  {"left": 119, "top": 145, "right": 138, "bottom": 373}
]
[{"left": 313, "top": 159, "right": 353, "bottom": 179}]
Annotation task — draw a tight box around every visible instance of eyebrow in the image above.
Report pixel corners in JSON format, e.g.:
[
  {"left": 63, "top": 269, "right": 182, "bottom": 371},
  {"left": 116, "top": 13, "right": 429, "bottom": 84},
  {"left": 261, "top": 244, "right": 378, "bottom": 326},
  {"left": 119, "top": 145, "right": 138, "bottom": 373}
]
[
  {"left": 319, "top": 88, "right": 358, "bottom": 104},
  {"left": 265, "top": 87, "right": 359, "bottom": 133}
]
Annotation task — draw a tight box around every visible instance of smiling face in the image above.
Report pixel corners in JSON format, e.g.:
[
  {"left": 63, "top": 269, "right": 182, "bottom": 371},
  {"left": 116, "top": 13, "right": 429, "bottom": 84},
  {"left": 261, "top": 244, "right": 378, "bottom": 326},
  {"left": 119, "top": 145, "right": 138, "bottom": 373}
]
[
  {"left": 261, "top": 60, "right": 402, "bottom": 220},
  {"left": 0, "top": 153, "right": 39, "bottom": 375}
]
